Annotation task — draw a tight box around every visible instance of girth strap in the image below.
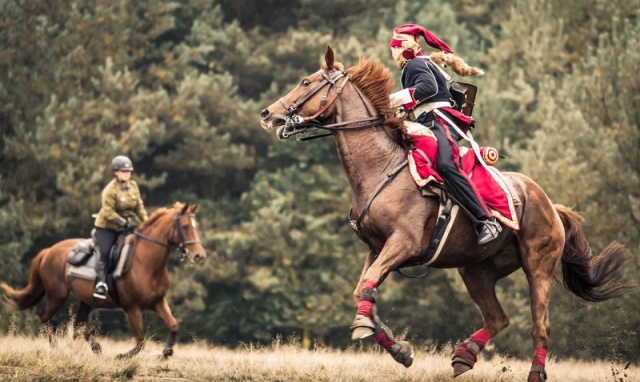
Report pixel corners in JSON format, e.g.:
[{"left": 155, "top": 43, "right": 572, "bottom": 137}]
[{"left": 349, "top": 160, "right": 408, "bottom": 232}]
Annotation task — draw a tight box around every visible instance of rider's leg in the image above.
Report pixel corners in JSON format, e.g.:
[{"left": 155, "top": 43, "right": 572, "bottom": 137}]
[
  {"left": 93, "top": 227, "right": 117, "bottom": 299},
  {"left": 430, "top": 122, "right": 502, "bottom": 244}
]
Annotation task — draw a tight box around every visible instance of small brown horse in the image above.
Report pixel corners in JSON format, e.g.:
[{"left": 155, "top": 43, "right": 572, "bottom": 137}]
[
  {"left": 260, "top": 46, "right": 633, "bottom": 381},
  {"left": 1, "top": 202, "right": 206, "bottom": 358}
]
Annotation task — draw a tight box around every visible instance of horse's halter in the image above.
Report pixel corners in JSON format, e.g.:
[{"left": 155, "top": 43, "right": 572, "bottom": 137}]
[
  {"left": 134, "top": 212, "right": 201, "bottom": 261},
  {"left": 279, "top": 69, "right": 384, "bottom": 140}
]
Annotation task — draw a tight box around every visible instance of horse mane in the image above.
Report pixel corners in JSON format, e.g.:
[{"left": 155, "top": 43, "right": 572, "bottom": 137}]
[
  {"left": 346, "top": 58, "right": 409, "bottom": 144},
  {"left": 138, "top": 202, "right": 185, "bottom": 231}
]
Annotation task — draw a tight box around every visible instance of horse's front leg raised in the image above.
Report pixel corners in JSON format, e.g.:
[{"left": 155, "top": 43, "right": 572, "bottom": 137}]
[
  {"left": 155, "top": 297, "right": 179, "bottom": 358},
  {"left": 350, "top": 235, "right": 418, "bottom": 367}
]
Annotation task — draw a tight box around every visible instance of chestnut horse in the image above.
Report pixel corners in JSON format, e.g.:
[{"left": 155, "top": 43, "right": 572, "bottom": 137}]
[
  {"left": 260, "top": 46, "right": 633, "bottom": 381},
  {"left": 1, "top": 202, "right": 206, "bottom": 358}
]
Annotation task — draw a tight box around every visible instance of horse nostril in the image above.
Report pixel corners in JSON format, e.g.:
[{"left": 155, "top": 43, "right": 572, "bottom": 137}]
[{"left": 260, "top": 108, "right": 270, "bottom": 119}]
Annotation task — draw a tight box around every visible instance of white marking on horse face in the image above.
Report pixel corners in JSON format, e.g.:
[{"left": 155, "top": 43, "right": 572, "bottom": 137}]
[{"left": 191, "top": 217, "right": 196, "bottom": 228}]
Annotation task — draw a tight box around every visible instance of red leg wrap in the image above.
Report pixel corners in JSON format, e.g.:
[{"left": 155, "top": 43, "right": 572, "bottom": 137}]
[
  {"left": 469, "top": 328, "right": 491, "bottom": 348},
  {"left": 356, "top": 300, "right": 373, "bottom": 317},
  {"left": 374, "top": 330, "right": 395, "bottom": 350},
  {"left": 355, "top": 281, "right": 378, "bottom": 317},
  {"left": 453, "top": 341, "right": 479, "bottom": 365},
  {"left": 533, "top": 347, "right": 547, "bottom": 366}
]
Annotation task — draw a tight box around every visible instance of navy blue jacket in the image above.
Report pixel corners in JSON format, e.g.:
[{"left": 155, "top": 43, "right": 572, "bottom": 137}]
[{"left": 401, "top": 57, "right": 451, "bottom": 104}]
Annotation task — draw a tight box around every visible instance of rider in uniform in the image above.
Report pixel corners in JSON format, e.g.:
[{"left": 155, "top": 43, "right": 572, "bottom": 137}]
[
  {"left": 389, "top": 23, "right": 502, "bottom": 245},
  {"left": 92, "top": 155, "right": 148, "bottom": 299}
]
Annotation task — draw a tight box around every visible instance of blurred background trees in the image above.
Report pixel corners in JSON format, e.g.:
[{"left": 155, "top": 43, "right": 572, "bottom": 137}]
[{"left": 1, "top": 0, "right": 638, "bottom": 362}]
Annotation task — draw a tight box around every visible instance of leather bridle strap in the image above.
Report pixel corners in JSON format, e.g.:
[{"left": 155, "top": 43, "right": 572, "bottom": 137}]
[
  {"left": 278, "top": 70, "right": 347, "bottom": 116},
  {"left": 134, "top": 213, "right": 200, "bottom": 257}
]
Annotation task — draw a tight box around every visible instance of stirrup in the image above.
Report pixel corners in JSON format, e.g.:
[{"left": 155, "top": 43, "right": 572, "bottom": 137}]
[
  {"left": 477, "top": 219, "right": 502, "bottom": 245},
  {"left": 93, "top": 282, "right": 108, "bottom": 299}
]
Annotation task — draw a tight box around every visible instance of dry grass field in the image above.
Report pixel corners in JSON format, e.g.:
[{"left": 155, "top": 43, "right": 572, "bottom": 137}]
[{"left": 0, "top": 332, "right": 636, "bottom": 382}]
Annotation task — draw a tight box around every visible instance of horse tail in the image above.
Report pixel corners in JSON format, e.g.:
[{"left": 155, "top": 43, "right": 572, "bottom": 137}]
[
  {"left": 0, "top": 249, "right": 48, "bottom": 310},
  {"left": 555, "top": 204, "right": 635, "bottom": 302}
]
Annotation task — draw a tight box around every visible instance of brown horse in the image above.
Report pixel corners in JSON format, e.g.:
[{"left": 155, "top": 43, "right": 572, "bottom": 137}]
[
  {"left": 1, "top": 202, "right": 206, "bottom": 358},
  {"left": 260, "top": 46, "right": 633, "bottom": 381}
]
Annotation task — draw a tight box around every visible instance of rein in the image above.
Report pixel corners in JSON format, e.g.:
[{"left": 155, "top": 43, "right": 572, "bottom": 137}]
[
  {"left": 134, "top": 212, "right": 200, "bottom": 260},
  {"left": 279, "top": 69, "right": 384, "bottom": 139}
]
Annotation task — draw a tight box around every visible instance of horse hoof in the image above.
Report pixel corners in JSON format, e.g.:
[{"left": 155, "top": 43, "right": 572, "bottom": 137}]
[
  {"left": 388, "top": 341, "right": 414, "bottom": 368},
  {"left": 351, "top": 326, "right": 374, "bottom": 340},
  {"left": 452, "top": 359, "right": 472, "bottom": 377},
  {"left": 527, "top": 365, "right": 547, "bottom": 382},
  {"left": 451, "top": 339, "right": 479, "bottom": 377},
  {"left": 162, "top": 347, "right": 174, "bottom": 358}
]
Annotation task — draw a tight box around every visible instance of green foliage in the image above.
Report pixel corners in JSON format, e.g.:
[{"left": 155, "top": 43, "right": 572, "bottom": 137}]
[{"left": 0, "top": 0, "right": 638, "bottom": 362}]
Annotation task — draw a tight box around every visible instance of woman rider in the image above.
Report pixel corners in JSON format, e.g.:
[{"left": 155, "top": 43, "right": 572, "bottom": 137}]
[{"left": 92, "top": 155, "right": 148, "bottom": 299}]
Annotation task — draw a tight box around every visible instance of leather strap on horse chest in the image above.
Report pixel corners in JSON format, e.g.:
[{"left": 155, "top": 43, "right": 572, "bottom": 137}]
[{"left": 349, "top": 160, "right": 408, "bottom": 232}]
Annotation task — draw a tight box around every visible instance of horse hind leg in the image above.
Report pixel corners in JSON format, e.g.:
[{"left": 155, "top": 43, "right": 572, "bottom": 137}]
[
  {"left": 453, "top": 256, "right": 520, "bottom": 377},
  {"left": 37, "top": 295, "right": 67, "bottom": 346},
  {"left": 73, "top": 302, "right": 100, "bottom": 354}
]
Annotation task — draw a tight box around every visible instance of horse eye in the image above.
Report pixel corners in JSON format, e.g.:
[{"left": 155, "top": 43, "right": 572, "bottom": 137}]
[{"left": 302, "top": 79, "right": 311, "bottom": 86}]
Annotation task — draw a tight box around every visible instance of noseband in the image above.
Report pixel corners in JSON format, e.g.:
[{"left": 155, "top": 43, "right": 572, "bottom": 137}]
[
  {"left": 134, "top": 212, "right": 201, "bottom": 260},
  {"left": 279, "top": 69, "right": 384, "bottom": 140}
]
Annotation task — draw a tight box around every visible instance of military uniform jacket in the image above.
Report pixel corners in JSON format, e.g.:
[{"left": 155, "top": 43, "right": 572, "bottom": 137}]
[
  {"left": 401, "top": 56, "right": 451, "bottom": 104},
  {"left": 94, "top": 178, "right": 148, "bottom": 231}
]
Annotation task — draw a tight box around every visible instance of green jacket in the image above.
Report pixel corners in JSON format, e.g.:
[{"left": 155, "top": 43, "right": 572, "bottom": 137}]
[{"left": 94, "top": 178, "right": 148, "bottom": 231}]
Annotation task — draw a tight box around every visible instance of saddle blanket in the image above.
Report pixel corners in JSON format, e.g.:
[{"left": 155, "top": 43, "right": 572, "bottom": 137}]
[
  {"left": 67, "top": 241, "right": 132, "bottom": 281},
  {"left": 405, "top": 121, "right": 521, "bottom": 230}
]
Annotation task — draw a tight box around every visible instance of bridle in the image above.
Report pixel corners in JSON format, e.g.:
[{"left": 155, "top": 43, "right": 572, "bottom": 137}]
[
  {"left": 134, "top": 212, "right": 201, "bottom": 261},
  {"left": 278, "top": 68, "right": 384, "bottom": 140}
]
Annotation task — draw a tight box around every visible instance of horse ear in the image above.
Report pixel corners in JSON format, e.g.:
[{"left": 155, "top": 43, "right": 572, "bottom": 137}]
[
  {"left": 191, "top": 203, "right": 199, "bottom": 213},
  {"left": 325, "top": 45, "right": 335, "bottom": 69},
  {"left": 181, "top": 203, "right": 189, "bottom": 214}
]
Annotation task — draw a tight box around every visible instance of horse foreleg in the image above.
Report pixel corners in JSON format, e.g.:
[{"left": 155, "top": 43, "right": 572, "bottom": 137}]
[
  {"left": 155, "top": 297, "right": 178, "bottom": 358},
  {"left": 118, "top": 307, "right": 145, "bottom": 359},
  {"left": 453, "top": 258, "right": 518, "bottom": 377},
  {"left": 352, "top": 250, "right": 376, "bottom": 306},
  {"left": 37, "top": 296, "right": 66, "bottom": 347},
  {"left": 350, "top": 237, "right": 418, "bottom": 367}
]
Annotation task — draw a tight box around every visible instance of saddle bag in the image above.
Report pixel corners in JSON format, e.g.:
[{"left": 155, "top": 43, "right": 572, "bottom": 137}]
[
  {"left": 449, "top": 81, "right": 477, "bottom": 117},
  {"left": 67, "top": 239, "right": 95, "bottom": 266}
]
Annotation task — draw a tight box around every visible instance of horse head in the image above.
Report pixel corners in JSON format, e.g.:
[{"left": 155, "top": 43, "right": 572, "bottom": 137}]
[
  {"left": 260, "top": 46, "right": 401, "bottom": 142},
  {"left": 137, "top": 202, "right": 207, "bottom": 265},
  {"left": 173, "top": 203, "right": 206, "bottom": 264},
  {"left": 260, "top": 46, "right": 358, "bottom": 140}
]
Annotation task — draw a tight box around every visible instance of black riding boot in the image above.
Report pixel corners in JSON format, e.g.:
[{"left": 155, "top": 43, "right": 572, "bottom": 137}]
[{"left": 93, "top": 257, "right": 108, "bottom": 299}]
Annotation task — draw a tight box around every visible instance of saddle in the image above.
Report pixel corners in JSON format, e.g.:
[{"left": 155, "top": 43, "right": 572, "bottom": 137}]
[
  {"left": 404, "top": 121, "right": 520, "bottom": 231},
  {"left": 67, "top": 230, "right": 134, "bottom": 281}
]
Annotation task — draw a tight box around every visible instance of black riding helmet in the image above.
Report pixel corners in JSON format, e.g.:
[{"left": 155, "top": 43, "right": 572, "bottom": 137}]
[{"left": 111, "top": 155, "right": 134, "bottom": 172}]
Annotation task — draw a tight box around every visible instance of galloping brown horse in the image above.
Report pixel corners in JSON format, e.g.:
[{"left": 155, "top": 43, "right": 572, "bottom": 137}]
[
  {"left": 260, "top": 46, "right": 633, "bottom": 381},
  {"left": 1, "top": 202, "right": 206, "bottom": 358}
]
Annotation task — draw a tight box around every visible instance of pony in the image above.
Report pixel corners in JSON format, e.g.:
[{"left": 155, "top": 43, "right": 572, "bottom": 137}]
[
  {"left": 1, "top": 202, "right": 206, "bottom": 358},
  {"left": 259, "top": 46, "right": 633, "bottom": 382}
]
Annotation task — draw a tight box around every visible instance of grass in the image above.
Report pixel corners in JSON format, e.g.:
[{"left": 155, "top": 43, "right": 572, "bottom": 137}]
[{"left": 0, "top": 331, "right": 636, "bottom": 381}]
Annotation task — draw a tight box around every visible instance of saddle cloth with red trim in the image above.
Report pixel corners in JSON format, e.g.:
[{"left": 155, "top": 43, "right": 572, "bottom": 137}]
[{"left": 405, "top": 122, "right": 520, "bottom": 230}]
